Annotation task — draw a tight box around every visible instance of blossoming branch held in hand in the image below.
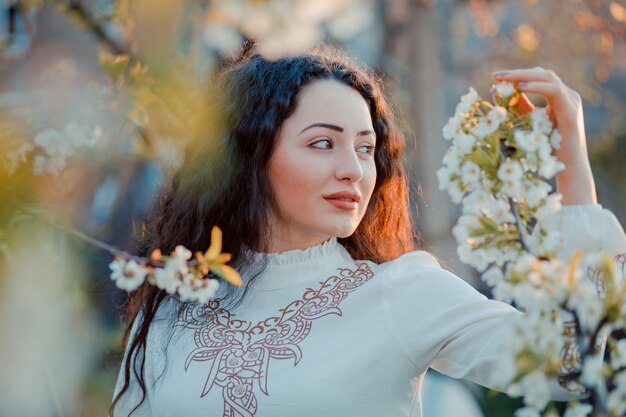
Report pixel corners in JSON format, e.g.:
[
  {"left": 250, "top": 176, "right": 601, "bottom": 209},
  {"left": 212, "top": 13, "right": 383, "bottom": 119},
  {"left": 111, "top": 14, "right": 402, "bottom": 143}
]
[{"left": 438, "top": 80, "right": 626, "bottom": 417}]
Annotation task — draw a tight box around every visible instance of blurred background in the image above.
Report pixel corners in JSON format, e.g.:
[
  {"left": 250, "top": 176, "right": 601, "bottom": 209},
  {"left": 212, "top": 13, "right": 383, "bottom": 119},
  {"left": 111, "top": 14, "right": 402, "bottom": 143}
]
[{"left": 0, "top": 0, "right": 624, "bottom": 416}]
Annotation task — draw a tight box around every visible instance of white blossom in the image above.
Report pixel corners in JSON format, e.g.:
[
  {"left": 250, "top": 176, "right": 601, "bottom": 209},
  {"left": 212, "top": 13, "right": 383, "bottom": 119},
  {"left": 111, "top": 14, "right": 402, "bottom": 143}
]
[
  {"left": 521, "top": 153, "right": 539, "bottom": 172},
  {"left": 4, "top": 142, "right": 34, "bottom": 175},
  {"left": 513, "top": 281, "right": 548, "bottom": 311},
  {"left": 63, "top": 122, "right": 102, "bottom": 147},
  {"left": 482, "top": 267, "right": 504, "bottom": 286},
  {"left": 493, "top": 281, "right": 515, "bottom": 303},
  {"left": 535, "top": 194, "right": 562, "bottom": 221},
  {"left": 462, "top": 189, "right": 493, "bottom": 215},
  {"left": 35, "top": 128, "right": 74, "bottom": 160},
  {"left": 436, "top": 166, "right": 452, "bottom": 191},
  {"left": 474, "top": 106, "right": 507, "bottom": 138},
  {"left": 178, "top": 278, "right": 219, "bottom": 304},
  {"left": 563, "top": 404, "right": 592, "bottom": 417},
  {"left": 109, "top": 258, "right": 147, "bottom": 292},
  {"left": 490, "top": 106, "right": 508, "bottom": 124},
  {"left": 448, "top": 180, "right": 464, "bottom": 204},
  {"left": 520, "top": 370, "right": 551, "bottom": 410},
  {"left": 452, "top": 133, "right": 476, "bottom": 154},
  {"left": 501, "top": 179, "right": 523, "bottom": 199},
  {"left": 458, "top": 247, "right": 489, "bottom": 272},
  {"left": 515, "top": 130, "right": 548, "bottom": 153},
  {"left": 153, "top": 267, "right": 181, "bottom": 294},
  {"left": 498, "top": 160, "right": 524, "bottom": 182},
  {"left": 531, "top": 107, "right": 553, "bottom": 135},
  {"left": 33, "top": 154, "right": 66, "bottom": 176},
  {"left": 549, "top": 129, "right": 562, "bottom": 150},
  {"left": 581, "top": 354, "right": 604, "bottom": 388},
  {"left": 481, "top": 176, "right": 495, "bottom": 190},
  {"left": 514, "top": 407, "right": 541, "bottom": 417},
  {"left": 608, "top": 371, "right": 626, "bottom": 416},
  {"left": 469, "top": 249, "right": 489, "bottom": 272},
  {"left": 32, "top": 123, "right": 101, "bottom": 176},
  {"left": 167, "top": 245, "right": 193, "bottom": 275},
  {"left": 611, "top": 340, "right": 626, "bottom": 370},
  {"left": 504, "top": 246, "right": 522, "bottom": 262},
  {"left": 452, "top": 213, "right": 482, "bottom": 242},
  {"left": 526, "top": 183, "right": 551, "bottom": 208},
  {"left": 539, "top": 230, "right": 560, "bottom": 254},
  {"left": 538, "top": 155, "right": 565, "bottom": 179},
  {"left": 538, "top": 327, "right": 564, "bottom": 358},
  {"left": 495, "top": 81, "right": 515, "bottom": 99},
  {"left": 443, "top": 113, "right": 465, "bottom": 140},
  {"left": 486, "top": 247, "right": 507, "bottom": 267},
  {"left": 461, "top": 161, "right": 481, "bottom": 188},
  {"left": 441, "top": 86, "right": 626, "bottom": 417},
  {"left": 442, "top": 147, "right": 462, "bottom": 171},
  {"left": 481, "top": 197, "right": 515, "bottom": 224},
  {"left": 512, "top": 253, "right": 539, "bottom": 274},
  {"left": 109, "top": 258, "right": 127, "bottom": 282},
  {"left": 455, "top": 87, "right": 480, "bottom": 115},
  {"left": 196, "top": 279, "right": 220, "bottom": 303},
  {"left": 203, "top": 24, "right": 244, "bottom": 54},
  {"left": 528, "top": 228, "right": 561, "bottom": 256},
  {"left": 459, "top": 213, "right": 482, "bottom": 229},
  {"left": 452, "top": 224, "right": 470, "bottom": 242},
  {"left": 570, "top": 284, "right": 604, "bottom": 333}
]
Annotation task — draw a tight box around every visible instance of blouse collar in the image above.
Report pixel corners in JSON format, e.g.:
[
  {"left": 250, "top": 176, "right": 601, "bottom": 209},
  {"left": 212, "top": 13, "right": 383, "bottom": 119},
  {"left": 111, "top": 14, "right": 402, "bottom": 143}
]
[{"left": 243, "top": 237, "right": 354, "bottom": 290}]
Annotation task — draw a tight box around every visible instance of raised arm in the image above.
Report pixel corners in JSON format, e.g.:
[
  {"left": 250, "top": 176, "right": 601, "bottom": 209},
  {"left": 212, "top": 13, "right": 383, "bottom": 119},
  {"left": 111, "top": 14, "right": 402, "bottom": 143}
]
[{"left": 492, "top": 67, "right": 596, "bottom": 206}]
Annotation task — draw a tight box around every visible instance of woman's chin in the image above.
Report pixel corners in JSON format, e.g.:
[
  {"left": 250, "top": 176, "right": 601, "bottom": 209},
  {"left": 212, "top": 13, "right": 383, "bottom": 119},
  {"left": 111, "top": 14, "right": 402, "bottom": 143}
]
[{"left": 330, "top": 226, "right": 359, "bottom": 239}]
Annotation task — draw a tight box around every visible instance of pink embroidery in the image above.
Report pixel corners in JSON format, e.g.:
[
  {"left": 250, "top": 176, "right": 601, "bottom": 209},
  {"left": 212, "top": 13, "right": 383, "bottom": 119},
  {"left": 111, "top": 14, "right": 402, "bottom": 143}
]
[
  {"left": 558, "top": 252, "right": 626, "bottom": 393},
  {"left": 176, "top": 262, "right": 374, "bottom": 417}
]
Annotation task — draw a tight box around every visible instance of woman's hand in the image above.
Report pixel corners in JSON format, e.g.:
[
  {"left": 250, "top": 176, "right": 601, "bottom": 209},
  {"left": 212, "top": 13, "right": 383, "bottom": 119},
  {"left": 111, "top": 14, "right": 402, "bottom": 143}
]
[{"left": 492, "top": 67, "right": 597, "bottom": 206}]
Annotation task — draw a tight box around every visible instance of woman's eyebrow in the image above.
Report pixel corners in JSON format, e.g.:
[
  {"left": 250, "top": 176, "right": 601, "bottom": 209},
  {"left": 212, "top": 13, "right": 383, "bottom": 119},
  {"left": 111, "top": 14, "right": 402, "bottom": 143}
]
[{"left": 298, "top": 123, "right": 375, "bottom": 137}]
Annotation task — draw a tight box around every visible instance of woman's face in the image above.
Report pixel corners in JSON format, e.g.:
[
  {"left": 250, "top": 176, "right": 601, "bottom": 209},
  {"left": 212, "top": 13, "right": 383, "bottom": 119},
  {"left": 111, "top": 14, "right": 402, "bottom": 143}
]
[{"left": 267, "top": 79, "right": 377, "bottom": 252}]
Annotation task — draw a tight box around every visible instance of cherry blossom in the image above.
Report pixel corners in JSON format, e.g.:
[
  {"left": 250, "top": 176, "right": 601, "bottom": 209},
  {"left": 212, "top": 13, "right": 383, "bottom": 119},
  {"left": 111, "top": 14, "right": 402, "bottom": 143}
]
[{"left": 439, "top": 81, "right": 626, "bottom": 416}]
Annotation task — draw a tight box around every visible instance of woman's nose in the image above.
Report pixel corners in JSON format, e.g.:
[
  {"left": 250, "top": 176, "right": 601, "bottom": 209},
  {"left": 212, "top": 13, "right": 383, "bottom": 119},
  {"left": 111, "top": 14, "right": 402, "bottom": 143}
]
[{"left": 334, "top": 149, "right": 364, "bottom": 183}]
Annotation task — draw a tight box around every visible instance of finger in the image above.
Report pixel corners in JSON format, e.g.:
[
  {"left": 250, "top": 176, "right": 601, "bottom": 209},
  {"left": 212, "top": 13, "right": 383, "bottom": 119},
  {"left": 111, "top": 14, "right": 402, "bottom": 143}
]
[
  {"left": 492, "top": 68, "right": 561, "bottom": 83},
  {"left": 510, "top": 92, "right": 535, "bottom": 115},
  {"left": 545, "top": 104, "right": 557, "bottom": 127},
  {"left": 517, "top": 81, "right": 568, "bottom": 108}
]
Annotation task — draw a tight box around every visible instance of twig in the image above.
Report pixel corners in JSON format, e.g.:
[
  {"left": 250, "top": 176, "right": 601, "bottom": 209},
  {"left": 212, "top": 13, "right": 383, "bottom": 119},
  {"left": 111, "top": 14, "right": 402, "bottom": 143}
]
[
  {"left": 64, "top": 0, "right": 130, "bottom": 57},
  {"left": 55, "top": 1, "right": 154, "bottom": 148},
  {"left": 3, "top": 194, "right": 159, "bottom": 264},
  {"left": 507, "top": 197, "right": 531, "bottom": 253},
  {"left": 6, "top": 195, "right": 208, "bottom": 268}
]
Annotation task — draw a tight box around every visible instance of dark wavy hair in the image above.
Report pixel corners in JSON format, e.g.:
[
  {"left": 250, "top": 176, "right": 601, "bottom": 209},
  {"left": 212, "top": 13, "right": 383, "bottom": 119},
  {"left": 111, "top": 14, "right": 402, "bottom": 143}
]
[{"left": 110, "top": 44, "right": 418, "bottom": 416}]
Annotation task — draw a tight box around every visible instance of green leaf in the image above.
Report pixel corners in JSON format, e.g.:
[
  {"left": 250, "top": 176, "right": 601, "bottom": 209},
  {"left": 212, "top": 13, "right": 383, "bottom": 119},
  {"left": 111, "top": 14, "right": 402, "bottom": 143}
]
[
  {"left": 478, "top": 216, "right": 499, "bottom": 232},
  {"left": 466, "top": 147, "right": 494, "bottom": 167}
]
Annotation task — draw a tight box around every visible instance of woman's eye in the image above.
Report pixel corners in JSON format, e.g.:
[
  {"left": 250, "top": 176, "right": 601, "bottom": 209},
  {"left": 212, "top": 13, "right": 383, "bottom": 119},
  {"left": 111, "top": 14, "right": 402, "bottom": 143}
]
[
  {"left": 310, "top": 139, "right": 332, "bottom": 149},
  {"left": 357, "top": 144, "right": 376, "bottom": 155}
]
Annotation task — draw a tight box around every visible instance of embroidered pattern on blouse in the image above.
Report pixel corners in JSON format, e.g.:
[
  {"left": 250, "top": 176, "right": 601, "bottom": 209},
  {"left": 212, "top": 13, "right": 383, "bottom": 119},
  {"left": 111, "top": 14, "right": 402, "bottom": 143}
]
[
  {"left": 558, "top": 252, "right": 626, "bottom": 393},
  {"left": 175, "top": 262, "right": 374, "bottom": 417}
]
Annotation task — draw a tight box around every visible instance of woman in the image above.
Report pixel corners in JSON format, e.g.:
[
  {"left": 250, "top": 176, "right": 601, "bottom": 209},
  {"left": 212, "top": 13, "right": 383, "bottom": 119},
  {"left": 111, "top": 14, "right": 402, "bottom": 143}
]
[{"left": 110, "top": 46, "right": 626, "bottom": 417}]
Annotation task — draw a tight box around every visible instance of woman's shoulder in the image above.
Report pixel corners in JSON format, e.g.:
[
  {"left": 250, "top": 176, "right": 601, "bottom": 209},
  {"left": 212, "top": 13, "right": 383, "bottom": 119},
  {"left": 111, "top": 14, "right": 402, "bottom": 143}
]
[
  {"left": 373, "top": 249, "right": 441, "bottom": 275},
  {"left": 373, "top": 250, "right": 486, "bottom": 304}
]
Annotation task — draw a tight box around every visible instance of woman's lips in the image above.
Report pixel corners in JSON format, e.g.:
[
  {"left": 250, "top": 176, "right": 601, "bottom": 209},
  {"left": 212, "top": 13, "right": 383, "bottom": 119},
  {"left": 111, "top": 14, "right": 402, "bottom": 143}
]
[{"left": 324, "top": 197, "right": 358, "bottom": 210}]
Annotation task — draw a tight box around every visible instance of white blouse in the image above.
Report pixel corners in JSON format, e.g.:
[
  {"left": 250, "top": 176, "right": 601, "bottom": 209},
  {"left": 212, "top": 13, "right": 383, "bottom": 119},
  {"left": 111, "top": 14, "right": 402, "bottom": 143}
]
[{"left": 111, "top": 204, "right": 626, "bottom": 417}]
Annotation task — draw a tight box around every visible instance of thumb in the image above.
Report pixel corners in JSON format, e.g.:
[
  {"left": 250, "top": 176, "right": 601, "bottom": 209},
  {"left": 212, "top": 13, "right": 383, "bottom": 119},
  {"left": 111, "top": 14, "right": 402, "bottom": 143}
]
[{"left": 510, "top": 92, "right": 535, "bottom": 115}]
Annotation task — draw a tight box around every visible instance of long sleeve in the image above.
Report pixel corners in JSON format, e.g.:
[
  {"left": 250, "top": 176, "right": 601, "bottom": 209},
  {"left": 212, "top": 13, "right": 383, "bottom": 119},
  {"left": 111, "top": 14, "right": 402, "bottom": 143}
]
[
  {"left": 109, "top": 313, "right": 154, "bottom": 417},
  {"left": 380, "top": 252, "right": 520, "bottom": 388},
  {"left": 380, "top": 204, "right": 626, "bottom": 400}
]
